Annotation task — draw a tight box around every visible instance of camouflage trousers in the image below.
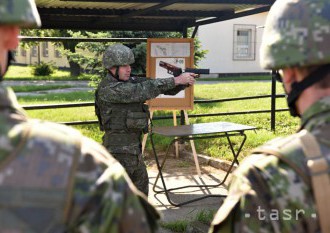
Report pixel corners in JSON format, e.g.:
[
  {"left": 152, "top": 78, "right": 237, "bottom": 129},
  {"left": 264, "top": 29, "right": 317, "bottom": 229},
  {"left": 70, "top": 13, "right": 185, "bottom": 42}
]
[{"left": 112, "top": 153, "right": 149, "bottom": 196}]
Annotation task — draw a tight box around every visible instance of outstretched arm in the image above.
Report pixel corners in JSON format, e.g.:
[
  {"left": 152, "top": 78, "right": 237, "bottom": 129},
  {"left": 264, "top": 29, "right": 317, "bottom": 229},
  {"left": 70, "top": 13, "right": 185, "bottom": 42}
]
[{"left": 98, "top": 73, "right": 196, "bottom": 104}]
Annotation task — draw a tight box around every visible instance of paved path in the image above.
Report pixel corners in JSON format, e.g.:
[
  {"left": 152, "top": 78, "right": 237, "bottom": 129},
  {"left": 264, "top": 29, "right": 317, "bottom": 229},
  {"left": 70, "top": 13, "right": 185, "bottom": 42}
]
[
  {"left": 3, "top": 80, "right": 94, "bottom": 96},
  {"left": 3, "top": 80, "right": 90, "bottom": 87},
  {"left": 145, "top": 153, "right": 229, "bottom": 232}
]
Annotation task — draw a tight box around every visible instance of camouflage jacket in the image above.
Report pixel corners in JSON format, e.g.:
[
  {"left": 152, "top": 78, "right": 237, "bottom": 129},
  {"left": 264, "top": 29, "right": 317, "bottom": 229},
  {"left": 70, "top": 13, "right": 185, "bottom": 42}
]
[
  {"left": 0, "top": 85, "right": 159, "bottom": 233},
  {"left": 209, "top": 96, "right": 330, "bottom": 233},
  {"left": 95, "top": 73, "right": 184, "bottom": 155}
]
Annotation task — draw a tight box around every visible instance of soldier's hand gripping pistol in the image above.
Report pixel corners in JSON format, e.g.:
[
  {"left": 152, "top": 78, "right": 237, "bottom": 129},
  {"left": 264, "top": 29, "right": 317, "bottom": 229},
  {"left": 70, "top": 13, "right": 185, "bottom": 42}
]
[{"left": 159, "top": 61, "right": 210, "bottom": 78}]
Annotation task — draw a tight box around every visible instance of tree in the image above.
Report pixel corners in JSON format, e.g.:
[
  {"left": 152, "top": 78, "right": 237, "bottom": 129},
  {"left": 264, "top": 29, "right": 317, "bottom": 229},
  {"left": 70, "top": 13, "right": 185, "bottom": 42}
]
[
  {"left": 21, "top": 29, "right": 82, "bottom": 77},
  {"left": 110, "top": 30, "right": 208, "bottom": 72},
  {"left": 59, "top": 30, "right": 81, "bottom": 77},
  {"left": 110, "top": 31, "right": 181, "bottom": 75},
  {"left": 20, "top": 29, "right": 208, "bottom": 81}
]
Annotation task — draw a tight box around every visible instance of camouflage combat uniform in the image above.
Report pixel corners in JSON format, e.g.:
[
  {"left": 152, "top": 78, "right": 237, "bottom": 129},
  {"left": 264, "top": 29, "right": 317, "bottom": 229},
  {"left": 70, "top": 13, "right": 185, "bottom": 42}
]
[
  {"left": 0, "top": 85, "right": 159, "bottom": 232},
  {"left": 210, "top": 0, "right": 330, "bottom": 232},
  {"left": 95, "top": 72, "right": 184, "bottom": 195},
  {"left": 209, "top": 97, "right": 330, "bottom": 232}
]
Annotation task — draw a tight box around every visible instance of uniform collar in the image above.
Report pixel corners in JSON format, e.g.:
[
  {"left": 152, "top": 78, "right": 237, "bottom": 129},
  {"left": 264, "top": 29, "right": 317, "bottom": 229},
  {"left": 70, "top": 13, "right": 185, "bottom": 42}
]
[
  {"left": 106, "top": 73, "right": 119, "bottom": 82},
  {"left": 0, "top": 84, "right": 26, "bottom": 116},
  {"left": 301, "top": 96, "right": 330, "bottom": 131}
]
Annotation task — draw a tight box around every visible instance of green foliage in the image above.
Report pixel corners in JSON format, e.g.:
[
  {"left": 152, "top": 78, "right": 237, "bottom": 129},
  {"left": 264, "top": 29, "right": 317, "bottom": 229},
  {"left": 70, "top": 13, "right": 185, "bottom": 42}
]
[
  {"left": 19, "top": 29, "right": 209, "bottom": 82},
  {"left": 21, "top": 29, "right": 61, "bottom": 37},
  {"left": 159, "top": 210, "right": 216, "bottom": 232},
  {"left": 131, "top": 43, "right": 147, "bottom": 74},
  {"left": 195, "top": 210, "right": 217, "bottom": 225},
  {"left": 60, "top": 31, "right": 112, "bottom": 86},
  {"left": 20, "top": 29, "right": 61, "bottom": 47},
  {"left": 31, "top": 62, "right": 55, "bottom": 76},
  {"left": 194, "top": 38, "right": 208, "bottom": 67},
  {"left": 111, "top": 31, "right": 180, "bottom": 38},
  {"left": 187, "top": 29, "right": 208, "bottom": 67},
  {"left": 110, "top": 31, "right": 181, "bottom": 75},
  {"left": 160, "top": 220, "right": 188, "bottom": 232}
]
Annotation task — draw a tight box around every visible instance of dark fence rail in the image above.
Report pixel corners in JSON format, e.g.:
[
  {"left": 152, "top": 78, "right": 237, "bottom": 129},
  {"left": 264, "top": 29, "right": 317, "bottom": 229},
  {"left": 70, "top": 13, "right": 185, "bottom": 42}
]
[
  {"left": 22, "top": 102, "right": 93, "bottom": 110},
  {"left": 22, "top": 94, "right": 289, "bottom": 129},
  {"left": 18, "top": 36, "right": 284, "bottom": 130}
]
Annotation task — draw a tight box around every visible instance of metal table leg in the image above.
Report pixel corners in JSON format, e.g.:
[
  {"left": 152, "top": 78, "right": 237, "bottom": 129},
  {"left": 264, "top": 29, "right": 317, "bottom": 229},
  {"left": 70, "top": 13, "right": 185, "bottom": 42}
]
[{"left": 150, "top": 131, "right": 248, "bottom": 206}]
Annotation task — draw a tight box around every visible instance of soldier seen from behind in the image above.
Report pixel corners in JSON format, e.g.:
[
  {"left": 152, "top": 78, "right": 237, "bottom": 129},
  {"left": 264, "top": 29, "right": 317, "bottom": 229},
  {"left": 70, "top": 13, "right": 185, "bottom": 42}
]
[
  {"left": 209, "top": 0, "right": 330, "bottom": 232},
  {"left": 0, "top": 0, "right": 160, "bottom": 232},
  {"left": 95, "top": 44, "right": 196, "bottom": 195}
]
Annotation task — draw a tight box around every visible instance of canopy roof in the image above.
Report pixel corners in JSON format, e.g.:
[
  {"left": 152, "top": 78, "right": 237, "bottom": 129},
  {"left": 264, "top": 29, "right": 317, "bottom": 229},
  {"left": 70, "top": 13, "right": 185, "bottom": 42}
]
[{"left": 36, "top": 0, "right": 274, "bottom": 33}]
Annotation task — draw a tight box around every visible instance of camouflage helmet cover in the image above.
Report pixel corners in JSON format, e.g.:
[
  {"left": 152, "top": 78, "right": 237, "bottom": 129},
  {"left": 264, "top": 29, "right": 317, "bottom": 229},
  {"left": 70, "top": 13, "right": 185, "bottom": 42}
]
[
  {"left": 102, "top": 44, "right": 135, "bottom": 69},
  {"left": 260, "top": 0, "right": 330, "bottom": 70},
  {"left": 0, "top": 0, "right": 41, "bottom": 28}
]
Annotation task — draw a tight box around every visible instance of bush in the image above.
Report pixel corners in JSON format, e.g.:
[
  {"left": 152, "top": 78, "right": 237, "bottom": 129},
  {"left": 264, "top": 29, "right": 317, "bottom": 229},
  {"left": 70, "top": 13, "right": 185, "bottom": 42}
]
[{"left": 32, "top": 62, "right": 55, "bottom": 76}]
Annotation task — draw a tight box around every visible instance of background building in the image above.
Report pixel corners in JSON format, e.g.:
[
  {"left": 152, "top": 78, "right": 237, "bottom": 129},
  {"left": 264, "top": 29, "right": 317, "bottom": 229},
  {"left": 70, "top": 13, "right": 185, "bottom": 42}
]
[
  {"left": 14, "top": 43, "right": 69, "bottom": 68},
  {"left": 198, "top": 12, "right": 268, "bottom": 76}
]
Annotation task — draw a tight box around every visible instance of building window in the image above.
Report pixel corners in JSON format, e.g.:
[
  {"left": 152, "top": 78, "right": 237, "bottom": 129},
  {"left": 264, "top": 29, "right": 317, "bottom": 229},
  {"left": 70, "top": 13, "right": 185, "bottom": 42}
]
[
  {"left": 233, "top": 24, "right": 256, "bottom": 60},
  {"left": 31, "top": 46, "right": 38, "bottom": 57},
  {"left": 54, "top": 45, "right": 62, "bottom": 58},
  {"left": 21, "top": 47, "right": 26, "bottom": 57},
  {"left": 42, "top": 42, "right": 49, "bottom": 57}
]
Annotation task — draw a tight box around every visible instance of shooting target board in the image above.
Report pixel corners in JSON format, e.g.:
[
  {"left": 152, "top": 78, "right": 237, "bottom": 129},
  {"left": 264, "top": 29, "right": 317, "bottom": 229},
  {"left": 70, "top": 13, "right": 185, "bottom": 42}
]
[{"left": 147, "top": 38, "right": 194, "bottom": 110}]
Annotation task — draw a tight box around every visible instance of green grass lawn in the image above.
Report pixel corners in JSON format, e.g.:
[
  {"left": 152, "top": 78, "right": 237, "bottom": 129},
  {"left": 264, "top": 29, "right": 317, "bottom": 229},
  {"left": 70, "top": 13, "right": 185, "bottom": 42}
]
[
  {"left": 5, "top": 65, "right": 91, "bottom": 80},
  {"left": 16, "top": 81, "right": 299, "bottom": 162},
  {"left": 6, "top": 65, "right": 299, "bottom": 162},
  {"left": 148, "top": 82, "right": 298, "bottom": 161}
]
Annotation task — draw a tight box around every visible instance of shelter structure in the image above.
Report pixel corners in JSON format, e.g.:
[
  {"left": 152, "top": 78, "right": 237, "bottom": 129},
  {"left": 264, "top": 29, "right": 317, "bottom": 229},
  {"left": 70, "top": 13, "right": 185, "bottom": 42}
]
[{"left": 36, "top": 0, "right": 275, "bottom": 36}]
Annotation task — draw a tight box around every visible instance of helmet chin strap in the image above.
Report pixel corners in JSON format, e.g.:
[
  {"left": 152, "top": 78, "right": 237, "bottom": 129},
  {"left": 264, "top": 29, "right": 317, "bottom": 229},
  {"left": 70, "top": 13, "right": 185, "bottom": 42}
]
[
  {"left": 0, "top": 51, "right": 14, "bottom": 82},
  {"left": 287, "top": 64, "right": 330, "bottom": 117},
  {"left": 109, "top": 66, "right": 123, "bottom": 82}
]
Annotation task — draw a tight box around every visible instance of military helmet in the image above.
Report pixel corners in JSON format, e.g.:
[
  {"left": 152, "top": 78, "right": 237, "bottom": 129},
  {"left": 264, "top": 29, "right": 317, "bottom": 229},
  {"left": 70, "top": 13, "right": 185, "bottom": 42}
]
[
  {"left": 260, "top": 0, "right": 330, "bottom": 70},
  {"left": 102, "top": 44, "right": 135, "bottom": 69},
  {"left": 0, "top": 0, "right": 41, "bottom": 28}
]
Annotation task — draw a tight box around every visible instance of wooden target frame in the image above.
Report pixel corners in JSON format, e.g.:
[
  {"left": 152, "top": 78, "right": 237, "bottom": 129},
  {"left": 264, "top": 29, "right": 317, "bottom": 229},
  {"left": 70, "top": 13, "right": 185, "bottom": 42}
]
[{"left": 146, "top": 38, "right": 194, "bottom": 110}]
